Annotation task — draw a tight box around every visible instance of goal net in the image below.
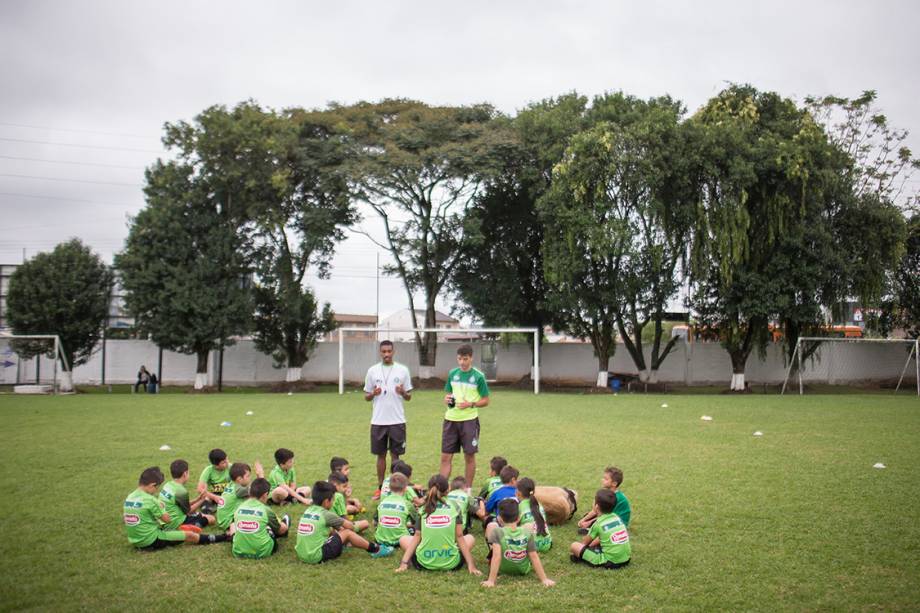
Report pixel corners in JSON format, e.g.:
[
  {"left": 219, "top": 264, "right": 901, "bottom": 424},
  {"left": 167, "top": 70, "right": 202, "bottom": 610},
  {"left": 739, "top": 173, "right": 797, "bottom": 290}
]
[
  {"left": 0, "top": 334, "right": 70, "bottom": 394},
  {"left": 781, "top": 337, "right": 919, "bottom": 395},
  {"left": 336, "top": 327, "right": 541, "bottom": 394}
]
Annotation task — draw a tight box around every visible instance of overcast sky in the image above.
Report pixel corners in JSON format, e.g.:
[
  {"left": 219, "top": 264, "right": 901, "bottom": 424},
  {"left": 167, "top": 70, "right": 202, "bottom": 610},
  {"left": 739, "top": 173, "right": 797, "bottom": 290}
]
[{"left": 2, "top": 0, "right": 918, "bottom": 321}]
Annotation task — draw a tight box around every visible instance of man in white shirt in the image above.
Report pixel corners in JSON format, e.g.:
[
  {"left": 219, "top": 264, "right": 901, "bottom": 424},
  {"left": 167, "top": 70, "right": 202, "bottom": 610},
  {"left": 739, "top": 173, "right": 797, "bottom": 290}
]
[{"left": 364, "top": 340, "right": 413, "bottom": 500}]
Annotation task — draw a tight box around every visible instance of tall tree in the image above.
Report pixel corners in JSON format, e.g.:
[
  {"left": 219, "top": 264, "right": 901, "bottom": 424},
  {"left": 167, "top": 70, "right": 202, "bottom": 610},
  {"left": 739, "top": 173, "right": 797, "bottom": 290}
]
[
  {"left": 115, "top": 161, "right": 251, "bottom": 389},
  {"left": 339, "top": 100, "right": 512, "bottom": 375},
  {"left": 7, "top": 239, "right": 112, "bottom": 391},
  {"left": 891, "top": 214, "right": 919, "bottom": 339}
]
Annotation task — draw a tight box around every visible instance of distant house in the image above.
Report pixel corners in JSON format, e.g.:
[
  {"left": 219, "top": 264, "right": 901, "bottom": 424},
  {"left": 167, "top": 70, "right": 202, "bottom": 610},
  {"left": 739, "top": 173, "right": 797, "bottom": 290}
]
[
  {"left": 378, "top": 309, "right": 460, "bottom": 341},
  {"left": 325, "top": 313, "right": 379, "bottom": 341}
]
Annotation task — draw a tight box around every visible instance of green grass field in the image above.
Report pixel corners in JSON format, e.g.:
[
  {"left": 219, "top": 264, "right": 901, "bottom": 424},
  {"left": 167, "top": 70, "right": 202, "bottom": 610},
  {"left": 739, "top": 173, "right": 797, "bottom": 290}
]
[{"left": 1, "top": 390, "right": 918, "bottom": 612}]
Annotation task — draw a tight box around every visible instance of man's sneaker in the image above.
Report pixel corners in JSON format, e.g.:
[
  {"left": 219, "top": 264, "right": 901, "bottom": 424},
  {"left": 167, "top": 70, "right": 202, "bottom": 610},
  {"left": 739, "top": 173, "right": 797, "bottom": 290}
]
[
  {"left": 372, "top": 489, "right": 382, "bottom": 501},
  {"left": 371, "top": 544, "right": 394, "bottom": 558},
  {"left": 281, "top": 514, "right": 290, "bottom": 527}
]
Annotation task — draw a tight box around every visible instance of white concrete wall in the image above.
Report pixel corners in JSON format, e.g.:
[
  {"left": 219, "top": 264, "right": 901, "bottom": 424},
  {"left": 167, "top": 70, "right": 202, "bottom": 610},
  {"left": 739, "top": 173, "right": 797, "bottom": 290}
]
[{"left": 1, "top": 338, "right": 916, "bottom": 387}]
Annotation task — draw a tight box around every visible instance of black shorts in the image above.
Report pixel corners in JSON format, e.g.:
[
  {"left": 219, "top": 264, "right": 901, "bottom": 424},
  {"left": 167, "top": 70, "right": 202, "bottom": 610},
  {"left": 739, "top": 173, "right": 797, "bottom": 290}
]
[
  {"left": 371, "top": 423, "right": 407, "bottom": 456},
  {"left": 181, "top": 513, "right": 210, "bottom": 529},
  {"left": 441, "top": 418, "right": 480, "bottom": 455},
  {"left": 410, "top": 551, "right": 465, "bottom": 571},
  {"left": 320, "top": 532, "right": 344, "bottom": 563}
]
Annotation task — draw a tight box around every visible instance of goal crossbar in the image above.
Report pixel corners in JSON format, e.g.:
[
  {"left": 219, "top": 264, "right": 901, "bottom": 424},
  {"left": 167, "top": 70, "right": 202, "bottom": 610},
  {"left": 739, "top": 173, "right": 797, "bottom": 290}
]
[
  {"left": 0, "top": 334, "right": 69, "bottom": 394},
  {"left": 337, "top": 327, "right": 540, "bottom": 395}
]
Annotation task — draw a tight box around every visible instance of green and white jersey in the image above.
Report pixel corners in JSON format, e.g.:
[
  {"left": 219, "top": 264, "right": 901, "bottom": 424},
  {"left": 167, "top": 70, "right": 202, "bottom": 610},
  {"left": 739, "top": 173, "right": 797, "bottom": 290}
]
[
  {"left": 588, "top": 511, "right": 631, "bottom": 564},
  {"left": 518, "top": 498, "right": 552, "bottom": 552},
  {"left": 231, "top": 498, "right": 280, "bottom": 559},
  {"left": 159, "top": 481, "right": 191, "bottom": 530},
  {"left": 295, "top": 504, "right": 344, "bottom": 564},
  {"left": 478, "top": 476, "right": 502, "bottom": 499},
  {"left": 487, "top": 525, "right": 535, "bottom": 576},
  {"left": 443, "top": 367, "right": 489, "bottom": 422},
  {"left": 446, "top": 488, "right": 477, "bottom": 527},
  {"left": 614, "top": 491, "right": 631, "bottom": 527},
  {"left": 417, "top": 500, "right": 461, "bottom": 570},
  {"left": 374, "top": 493, "right": 418, "bottom": 545},
  {"left": 332, "top": 491, "right": 347, "bottom": 516},
  {"left": 123, "top": 488, "right": 165, "bottom": 547},
  {"left": 268, "top": 465, "right": 296, "bottom": 491},
  {"left": 217, "top": 482, "right": 249, "bottom": 530},
  {"left": 199, "top": 464, "right": 231, "bottom": 495},
  {"left": 381, "top": 476, "right": 419, "bottom": 503}
]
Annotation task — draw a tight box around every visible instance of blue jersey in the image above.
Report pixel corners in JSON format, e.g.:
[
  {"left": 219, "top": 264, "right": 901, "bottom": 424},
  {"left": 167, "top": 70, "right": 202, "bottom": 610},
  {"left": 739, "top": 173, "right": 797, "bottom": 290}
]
[{"left": 485, "top": 485, "right": 517, "bottom": 514}]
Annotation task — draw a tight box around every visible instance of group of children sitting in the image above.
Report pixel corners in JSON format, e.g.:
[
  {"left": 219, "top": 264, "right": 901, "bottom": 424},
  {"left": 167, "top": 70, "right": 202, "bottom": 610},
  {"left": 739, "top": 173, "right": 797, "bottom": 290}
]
[{"left": 123, "top": 449, "right": 632, "bottom": 586}]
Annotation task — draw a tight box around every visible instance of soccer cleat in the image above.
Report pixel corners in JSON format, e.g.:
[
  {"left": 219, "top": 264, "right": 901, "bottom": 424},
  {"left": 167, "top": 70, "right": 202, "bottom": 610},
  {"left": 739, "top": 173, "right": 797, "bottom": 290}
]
[
  {"left": 281, "top": 514, "right": 290, "bottom": 527},
  {"left": 372, "top": 489, "right": 382, "bottom": 501},
  {"left": 179, "top": 524, "right": 202, "bottom": 534},
  {"left": 570, "top": 554, "right": 582, "bottom": 564},
  {"left": 371, "top": 544, "right": 394, "bottom": 558}
]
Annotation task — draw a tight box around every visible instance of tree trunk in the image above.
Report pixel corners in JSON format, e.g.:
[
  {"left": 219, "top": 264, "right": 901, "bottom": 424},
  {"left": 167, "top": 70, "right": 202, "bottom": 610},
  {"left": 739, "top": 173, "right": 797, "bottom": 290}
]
[
  {"left": 647, "top": 369, "right": 659, "bottom": 384},
  {"left": 729, "top": 351, "right": 747, "bottom": 391},
  {"left": 417, "top": 303, "right": 438, "bottom": 369},
  {"left": 195, "top": 350, "right": 209, "bottom": 390},
  {"left": 60, "top": 370, "right": 74, "bottom": 392},
  {"left": 286, "top": 367, "right": 302, "bottom": 382}
]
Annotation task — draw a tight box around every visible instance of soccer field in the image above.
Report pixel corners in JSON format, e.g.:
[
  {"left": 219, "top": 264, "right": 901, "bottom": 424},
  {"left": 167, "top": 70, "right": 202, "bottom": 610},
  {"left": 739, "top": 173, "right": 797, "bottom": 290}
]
[{"left": 0, "top": 390, "right": 918, "bottom": 612}]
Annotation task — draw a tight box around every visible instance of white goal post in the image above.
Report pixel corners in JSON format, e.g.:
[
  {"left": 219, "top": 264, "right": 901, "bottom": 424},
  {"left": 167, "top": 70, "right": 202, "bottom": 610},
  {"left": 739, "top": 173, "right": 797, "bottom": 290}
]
[
  {"left": 337, "top": 327, "right": 541, "bottom": 395},
  {"left": 781, "top": 336, "right": 919, "bottom": 396},
  {"left": 0, "top": 334, "right": 70, "bottom": 394}
]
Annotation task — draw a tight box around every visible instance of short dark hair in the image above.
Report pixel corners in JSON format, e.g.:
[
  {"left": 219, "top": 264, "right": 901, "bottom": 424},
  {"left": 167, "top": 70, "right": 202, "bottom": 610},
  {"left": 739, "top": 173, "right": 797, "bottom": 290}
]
[
  {"left": 388, "top": 472, "right": 408, "bottom": 493},
  {"left": 330, "top": 457, "right": 349, "bottom": 472},
  {"left": 490, "top": 456, "right": 508, "bottom": 474},
  {"left": 208, "top": 449, "right": 227, "bottom": 465},
  {"left": 274, "top": 448, "right": 294, "bottom": 464},
  {"left": 450, "top": 476, "right": 467, "bottom": 490},
  {"left": 249, "top": 478, "right": 270, "bottom": 500},
  {"left": 604, "top": 466, "right": 623, "bottom": 487},
  {"left": 595, "top": 488, "right": 617, "bottom": 514},
  {"left": 312, "top": 480, "right": 336, "bottom": 504},
  {"left": 139, "top": 466, "right": 165, "bottom": 486},
  {"left": 457, "top": 344, "right": 473, "bottom": 357},
  {"left": 169, "top": 459, "right": 189, "bottom": 479},
  {"left": 328, "top": 471, "right": 348, "bottom": 485},
  {"left": 391, "top": 460, "right": 412, "bottom": 478},
  {"left": 499, "top": 465, "right": 519, "bottom": 484},
  {"left": 379, "top": 340, "right": 394, "bottom": 348},
  {"left": 229, "top": 462, "right": 251, "bottom": 481},
  {"left": 498, "top": 498, "right": 520, "bottom": 523}
]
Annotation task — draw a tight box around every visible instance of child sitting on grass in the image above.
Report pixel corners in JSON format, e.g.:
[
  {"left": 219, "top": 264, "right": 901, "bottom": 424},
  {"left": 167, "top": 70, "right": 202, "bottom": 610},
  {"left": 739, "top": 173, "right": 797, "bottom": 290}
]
[
  {"left": 231, "top": 478, "right": 289, "bottom": 559},
  {"left": 577, "top": 466, "right": 630, "bottom": 534},
  {"left": 331, "top": 456, "right": 364, "bottom": 514},
  {"left": 516, "top": 477, "right": 551, "bottom": 552},
  {"left": 481, "top": 499, "right": 555, "bottom": 588},
  {"left": 124, "top": 466, "right": 228, "bottom": 550},
  {"left": 295, "top": 480, "right": 393, "bottom": 563},
  {"left": 159, "top": 459, "right": 214, "bottom": 533},
  {"left": 447, "top": 476, "right": 483, "bottom": 534},
  {"left": 217, "top": 461, "right": 263, "bottom": 531},
  {"left": 381, "top": 460, "right": 423, "bottom": 505},
  {"left": 485, "top": 465, "right": 519, "bottom": 517},
  {"left": 269, "top": 448, "right": 312, "bottom": 505},
  {"left": 197, "top": 448, "right": 231, "bottom": 514},
  {"left": 569, "top": 489, "right": 631, "bottom": 569},
  {"left": 478, "top": 456, "right": 508, "bottom": 499},
  {"left": 329, "top": 471, "right": 369, "bottom": 532},
  {"left": 373, "top": 473, "right": 418, "bottom": 552}
]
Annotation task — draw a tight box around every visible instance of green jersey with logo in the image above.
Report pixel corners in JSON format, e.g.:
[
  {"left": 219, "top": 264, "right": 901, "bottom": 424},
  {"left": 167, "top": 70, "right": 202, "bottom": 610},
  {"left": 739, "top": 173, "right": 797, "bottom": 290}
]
[
  {"left": 159, "top": 481, "right": 191, "bottom": 530},
  {"left": 199, "top": 464, "right": 231, "bottom": 494},
  {"left": 332, "top": 491, "right": 347, "bottom": 516},
  {"left": 614, "top": 490, "right": 631, "bottom": 526},
  {"left": 518, "top": 498, "right": 552, "bottom": 552},
  {"left": 417, "top": 500, "right": 462, "bottom": 570},
  {"left": 488, "top": 525, "right": 535, "bottom": 575},
  {"left": 231, "top": 498, "right": 280, "bottom": 559},
  {"left": 295, "top": 504, "right": 345, "bottom": 564},
  {"left": 382, "top": 476, "right": 420, "bottom": 503},
  {"left": 123, "top": 488, "right": 167, "bottom": 547},
  {"left": 588, "top": 511, "right": 631, "bottom": 564},
  {"left": 446, "top": 488, "right": 477, "bottom": 527},
  {"left": 478, "top": 476, "right": 502, "bottom": 499},
  {"left": 374, "top": 493, "right": 418, "bottom": 545},
  {"left": 217, "top": 482, "right": 249, "bottom": 530},
  {"left": 268, "top": 465, "right": 296, "bottom": 491},
  {"left": 443, "top": 367, "right": 490, "bottom": 422}
]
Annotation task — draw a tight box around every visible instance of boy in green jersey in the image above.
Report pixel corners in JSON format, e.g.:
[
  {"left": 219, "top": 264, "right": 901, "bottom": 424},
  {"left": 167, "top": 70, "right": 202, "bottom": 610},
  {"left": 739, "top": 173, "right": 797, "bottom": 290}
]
[
  {"left": 440, "top": 344, "right": 490, "bottom": 489},
  {"left": 269, "top": 448, "right": 311, "bottom": 505},
  {"left": 231, "top": 478, "right": 289, "bottom": 559},
  {"left": 478, "top": 456, "right": 508, "bottom": 499},
  {"left": 569, "top": 489, "right": 631, "bottom": 569},
  {"left": 217, "top": 461, "right": 263, "bottom": 531},
  {"left": 197, "top": 448, "right": 231, "bottom": 514},
  {"left": 159, "top": 459, "right": 213, "bottom": 532},
  {"left": 329, "top": 472, "right": 368, "bottom": 532},
  {"left": 124, "top": 467, "right": 229, "bottom": 550},
  {"left": 481, "top": 499, "right": 555, "bottom": 588},
  {"left": 331, "top": 456, "right": 364, "bottom": 515},
  {"left": 516, "top": 477, "right": 552, "bottom": 552},
  {"left": 295, "top": 481, "right": 393, "bottom": 563},
  {"left": 380, "top": 460, "right": 423, "bottom": 506},
  {"left": 373, "top": 473, "right": 418, "bottom": 550},
  {"left": 577, "top": 466, "right": 631, "bottom": 534},
  {"left": 447, "top": 476, "right": 484, "bottom": 534},
  {"left": 396, "top": 475, "right": 480, "bottom": 574}
]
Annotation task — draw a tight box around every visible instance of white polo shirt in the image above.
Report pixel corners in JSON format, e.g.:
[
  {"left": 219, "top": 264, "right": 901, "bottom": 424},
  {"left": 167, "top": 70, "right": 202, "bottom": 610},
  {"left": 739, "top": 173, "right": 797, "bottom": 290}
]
[{"left": 364, "top": 361, "right": 413, "bottom": 425}]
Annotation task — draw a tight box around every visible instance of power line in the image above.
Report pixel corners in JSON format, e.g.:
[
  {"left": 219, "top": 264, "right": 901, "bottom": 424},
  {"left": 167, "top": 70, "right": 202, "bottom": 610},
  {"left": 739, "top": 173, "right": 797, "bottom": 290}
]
[
  {"left": 0, "top": 154, "right": 145, "bottom": 170},
  {"left": 0, "top": 121, "right": 159, "bottom": 140},
  {"left": 0, "top": 173, "right": 142, "bottom": 187},
  {"left": 0, "top": 136, "right": 164, "bottom": 154},
  {"left": 0, "top": 191, "right": 142, "bottom": 207}
]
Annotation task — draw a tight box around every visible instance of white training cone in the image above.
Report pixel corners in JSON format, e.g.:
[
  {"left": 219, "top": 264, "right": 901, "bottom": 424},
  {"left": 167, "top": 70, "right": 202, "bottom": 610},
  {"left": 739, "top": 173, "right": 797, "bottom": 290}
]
[
  {"left": 753, "top": 431, "right": 763, "bottom": 437},
  {"left": 159, "top": 444, "right": 171, "bottom": 451},
  {"left": 287, "top": 392, "right": 293, "bottom": 396},
  {"left": 245, "top": 410, "right": 254, "bottom": 416},
  {"left": 661, "top": 403, "right": 668, "bottom": 408},
  {"left": 873, "top": 462, "right": 886, "bottom": 469},
  {"left": 220, "top": 421, "right": 232, "bottom": 427},
  {"left": 701, "top": 415, "right": 713, "bottom": 421}
]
